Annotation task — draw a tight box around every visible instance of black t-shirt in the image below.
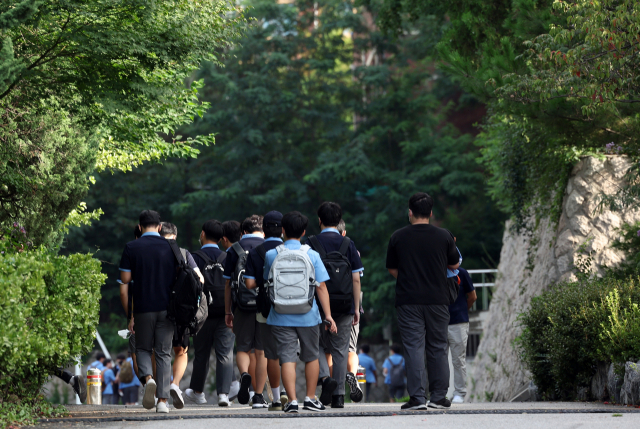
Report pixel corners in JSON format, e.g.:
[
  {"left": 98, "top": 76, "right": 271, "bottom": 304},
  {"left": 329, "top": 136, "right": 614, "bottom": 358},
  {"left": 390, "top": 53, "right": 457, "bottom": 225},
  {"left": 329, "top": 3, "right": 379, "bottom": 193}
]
[
  {"left": 244, "top": 238, "right": 283, "bottom": 289},
  {"left": 119, "top": 233, "right": 177, "bottom": 313},
  {"left": 191, "top": 245, "right": 224, "bottom": 271},
  {"left": 386, "top": 224, "right": 459, "bottom": 306},
  {"left": 449, "top": 267, "right": 475, "bottom": 325},
  {"left": 223, "top": 235, "right": 265, "bottom": 280}
]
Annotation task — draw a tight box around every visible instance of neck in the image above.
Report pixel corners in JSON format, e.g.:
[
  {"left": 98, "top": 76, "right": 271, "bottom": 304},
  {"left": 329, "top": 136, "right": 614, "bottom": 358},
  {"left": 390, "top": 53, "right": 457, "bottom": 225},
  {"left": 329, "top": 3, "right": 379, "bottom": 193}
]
[
  {"left": 141, "top": 227, "right": 159, "bottom": 233},
  {"left": 283, "top": 235, "right": 301, "bottom": 242},
  {"left": 320, "top": 224, "right": 337, "bottom": 231},
  {"left": 202, "top": 240, "right": 217, "bottom": 246},
  {"left": 411, "top": 218, "right": 430, "bottom": 225}
]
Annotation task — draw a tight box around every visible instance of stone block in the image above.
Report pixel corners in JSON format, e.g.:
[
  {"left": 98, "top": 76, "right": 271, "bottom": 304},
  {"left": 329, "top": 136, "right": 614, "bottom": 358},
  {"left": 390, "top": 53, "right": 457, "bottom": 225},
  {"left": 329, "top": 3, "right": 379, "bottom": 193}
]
[
  {"left": 607, "top": 156, "right": 630, "bottom": 180},
  {"left": 591, "top": 362, "right": 609, "bottom": 401},
  {"left": 587, "top": 233, "right": 608, "bottom": 253},
  {"left": 569, "top": 215, "right": 591, "bottom": 236},
  {"left": 556, "top": 254, "right": 572, "bottom": 274},
  {"left": 555, "top": 229, "right": 577, "bottom": 257},
  {"left": 565, "top": 191, "right": 585, "bottom": 217},
  {"left": 572, "top": 176, "right": 590, "bottom": 195},
  {"left": 621, "top": 361, "right": 640, "bottom": 405},
  {"left": 608, "top": 363, "right": 623, "bottom": 404},
  {"left": 583, "top": 157, "right": 605, "bottom": 177}
]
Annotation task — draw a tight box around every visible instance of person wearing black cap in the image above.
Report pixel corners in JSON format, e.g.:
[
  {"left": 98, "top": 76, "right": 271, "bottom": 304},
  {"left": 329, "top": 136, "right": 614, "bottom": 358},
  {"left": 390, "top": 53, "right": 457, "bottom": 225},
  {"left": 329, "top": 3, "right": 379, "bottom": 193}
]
[
  {"left": 119, "top": 210, "right": 176, "bottom": 413},
  {"left": 243, "top": 211, "right": 287, "bottom": 410}
]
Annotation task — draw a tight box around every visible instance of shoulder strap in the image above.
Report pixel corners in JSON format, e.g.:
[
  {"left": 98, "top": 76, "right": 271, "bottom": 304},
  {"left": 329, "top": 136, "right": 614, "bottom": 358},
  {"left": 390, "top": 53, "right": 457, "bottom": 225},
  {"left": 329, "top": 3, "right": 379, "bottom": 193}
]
[
  {"left": 180, "top": 248, "right": 187, "bottom": 261},
  {"left": 256, "top": 244, "right": 267, "bottom": 261},
  {"left": 232, "top": 242, "right": 245, "bottom": 257},
  {"left": 192, "top": 250, "right": 213, "bottom": 264},
  {"left": 275, "top": 244, "right": 286, "bottom": 253},
  {"left": 167, "top": 239, "right": 185, "bottom": 265},
  {"left": 338, "top": 236, "right": 351, "bottom": 255},
  {"left": 216, "top": 251, "right": 227, "bottom": 264},
  {"left": 308, "top": 235, "right": 326, "bottom": 259},
  {"left": 300, "top": 244, "right": 311, "bottom": 252}
]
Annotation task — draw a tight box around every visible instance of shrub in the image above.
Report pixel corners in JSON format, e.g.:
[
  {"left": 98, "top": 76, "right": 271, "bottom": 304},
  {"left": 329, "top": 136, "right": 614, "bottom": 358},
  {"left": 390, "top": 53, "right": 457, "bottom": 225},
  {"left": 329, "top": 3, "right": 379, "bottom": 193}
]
[
  {"left": 516, "top": 274, "right": 640, "bottom": 400},
  {"left": 0, "top": 237, "right": 106, "bottom": 400}
]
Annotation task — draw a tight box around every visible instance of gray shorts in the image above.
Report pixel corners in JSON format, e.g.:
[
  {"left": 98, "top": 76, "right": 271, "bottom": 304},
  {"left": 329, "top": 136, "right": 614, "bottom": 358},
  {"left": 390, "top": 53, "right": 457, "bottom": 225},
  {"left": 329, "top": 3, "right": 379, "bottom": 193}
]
[
  {"left": 233, "top": 309, "right": 261, "bottom": 352},
  {"left": 257, "top": 322, "right": 278, "bottom": 360},
  {"left": 349, "top": 323, "right": 359, "bottom": 353},
  {"left": 272, "top": 325, "right": 319, "bottom": 363}
]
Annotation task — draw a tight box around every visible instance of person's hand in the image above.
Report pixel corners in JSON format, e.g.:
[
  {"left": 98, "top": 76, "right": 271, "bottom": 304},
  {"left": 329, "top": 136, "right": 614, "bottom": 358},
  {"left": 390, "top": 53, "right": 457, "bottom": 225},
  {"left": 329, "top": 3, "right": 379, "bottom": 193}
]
[
  {"left": 225, "top": 313, "right": 234, "bottom": 329},
  {"left": 352, "top": 312, "right": 360, "bottom": 326},
  {"left": 324, "top": 316, "right": 337, "bottom": 334},
  {"left": 128, "top": 317, "right": 135, "bottom": 335}
]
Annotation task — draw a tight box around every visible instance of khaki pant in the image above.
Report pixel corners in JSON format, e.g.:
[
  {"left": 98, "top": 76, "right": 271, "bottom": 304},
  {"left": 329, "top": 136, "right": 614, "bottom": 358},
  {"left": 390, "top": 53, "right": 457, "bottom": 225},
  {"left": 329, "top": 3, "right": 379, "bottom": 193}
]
[{"left": 447, "top": 322, "right": 469, "bottom": 398}]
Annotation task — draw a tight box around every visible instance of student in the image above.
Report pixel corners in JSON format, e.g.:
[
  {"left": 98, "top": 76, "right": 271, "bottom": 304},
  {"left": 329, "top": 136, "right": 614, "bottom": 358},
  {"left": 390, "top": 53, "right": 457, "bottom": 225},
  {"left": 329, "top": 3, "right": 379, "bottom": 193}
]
[
  {"left": 185, "top": 220, "right": 236, "bottom": 407},
  {"left": 52, "top": 369, "right": 86, "bottom": 403},
  {"left": 119, "top": 225, "right": 143, "bottom": 380},
  {"left": 223, "top": 216, "right": 265, "bottom": 405},
  {"left": 385, "top": 193, "right": 460, "bottom": 410},
  {"left": 118, "top": 352, "right": 141, "bottom": 405},
  {"left": 383, "top": 344, "right": 405, "bottom": 403},
  {"left": 308, "top": 202, "right": 363, "bottom": 408},
  {"left": 120, "top": 210, "right": 177, "bottom": 413},
  {"left": 243, "top": 211, "right": 286, "bottom": 410},
  {"left": 357, "top": 345, "right": 377, "bottom": 402},
  {"left": 447, "top": 266, "right": 477, "bottom": 404},
  {"left": 159, "top": 222, "right": 203, "bottom": 409},
  {"left": 89, "top": 353, "right": 106, "bottom": 371},
  {"left": 246, "top": 211, "right": 337, "bottom": 413},
  {"left": 102, "top": 360, "right": 117, "bottom": 404}
]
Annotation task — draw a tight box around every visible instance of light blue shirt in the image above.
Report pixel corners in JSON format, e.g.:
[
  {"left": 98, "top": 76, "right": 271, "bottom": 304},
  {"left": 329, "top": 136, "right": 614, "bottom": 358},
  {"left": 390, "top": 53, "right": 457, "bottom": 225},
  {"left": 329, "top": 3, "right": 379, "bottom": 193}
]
[
  {"left": 264, "top": 240, "right": 329, "bottom": 327},
  {"left": 118, "top": 357, "right": 141, "bottom": 389},
  {"left": 447, "top": 247, "right": 463, "bottom": 278},
  {"left": 242, "top": 233, "right": 264, "bottom": 239},
  {"left": 358, "top": 353, "right": 377, "bottom": 383},
  {"left": 141, "top": 232, "right": 161, "bottom": 237},
  {"left": 202, "top": 244, "right": 219, "bottom": 249},
  {"left": 383, "top": 354, "right": 405, "bottom": 385},
  {"left": 102, "top": 368, "right": 116, "bottom": 395},
  {"left": 89, "top": 360, "right": 105, "bottom": 371}
]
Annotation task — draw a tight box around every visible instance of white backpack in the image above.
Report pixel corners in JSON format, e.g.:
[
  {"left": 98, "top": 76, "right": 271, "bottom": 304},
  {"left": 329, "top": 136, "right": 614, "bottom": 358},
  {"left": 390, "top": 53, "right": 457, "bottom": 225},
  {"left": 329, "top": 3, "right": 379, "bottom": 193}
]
[{"left": 267, "top": 244, "right": 318, "bottom": 314}]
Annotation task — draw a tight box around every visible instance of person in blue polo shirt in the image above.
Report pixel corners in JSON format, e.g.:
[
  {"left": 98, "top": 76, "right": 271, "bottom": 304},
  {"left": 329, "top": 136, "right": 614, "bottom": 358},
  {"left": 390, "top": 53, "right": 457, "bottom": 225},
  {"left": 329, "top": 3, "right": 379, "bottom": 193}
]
[
  {"left": 101, "top": 359, "right": 116, "bottom": 404},
  {"left": 243, "top": 211, "right": 286, "bottom": 410},
  {"left": 307, "top": 202, "right": 363, "bottom": 408},
  {"left": 223, "top": 216, "right": 265, "bottom": 405},
  {"left": 119, "top": 210, "right": 176, "bottom": 413},
  {"left": 245, "top": 211, "right": 337, "bottom": 413}
]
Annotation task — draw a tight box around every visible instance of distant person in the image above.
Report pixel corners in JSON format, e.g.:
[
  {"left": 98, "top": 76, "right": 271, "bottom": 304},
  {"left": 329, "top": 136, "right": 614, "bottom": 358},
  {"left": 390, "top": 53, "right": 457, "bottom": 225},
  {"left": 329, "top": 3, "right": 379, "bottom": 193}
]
[
  {"left": 308, "top": 202, "right": 363, "bottom": 407},
  {"left": 159, "top": 221, "right": 203, "bottom": 409},
  {"left": 246, "top": 211, "right": 337, "bottom": 413},
  {"left": 118, "top": 352, "right": 141, "bottom": 405},
  {"left": 357, "top": 345, "right": 377, "bottom": 402},
  {"left": 120, "top": 210, "right": 177, "bottom": 413},
  {"left": 447, "top": 266, "right": 477, "bottom": 404},
  {"left": 223, "top": 215, "right": 265, "bottom": 405},
  {"left": 101, "top": 360, "right": 117, "bottom": 404},
  {"left": 243, "top": 211, "right": 287, "bottom": 410},
  {"left": 185, "top": 219, "right": 236, "bottom": 407},
  {"left": 383, "top": 344, "right": 405, "bottom": 403},
  {"left": 386, "top": 193, "right": 460, "bottom": 410},
  {"left": 89, "top": 353, "right": 106, "bottom": 371}
]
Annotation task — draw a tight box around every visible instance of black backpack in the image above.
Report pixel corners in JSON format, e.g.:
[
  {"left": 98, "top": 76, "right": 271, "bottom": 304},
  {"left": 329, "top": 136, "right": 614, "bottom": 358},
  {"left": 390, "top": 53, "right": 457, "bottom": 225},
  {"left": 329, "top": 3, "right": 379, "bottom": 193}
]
[
  {"left": 308, "top": 235, "right": 353, "bottom": 315},
  {"left": 192, "top": 250, "right": 227, "bottom": 318},
  {"left": 389, "top": 357, "right": 406, "bottom": 388},
  {"left": 231, "top": 242, "right": 258, "bottom": 312},
  {"left": 167, "top": 240, "right": 208, "bottom": 336},
  {"left": 254, "top": 244, "right": 270, "bottom": 318}
]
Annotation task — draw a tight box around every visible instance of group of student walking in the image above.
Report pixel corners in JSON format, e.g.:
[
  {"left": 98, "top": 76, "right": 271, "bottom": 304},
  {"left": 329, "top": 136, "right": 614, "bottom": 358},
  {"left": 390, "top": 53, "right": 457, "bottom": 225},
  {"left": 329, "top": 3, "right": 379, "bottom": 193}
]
[{"left": 113, "top": 193, "right": 476, "bottom": 413}]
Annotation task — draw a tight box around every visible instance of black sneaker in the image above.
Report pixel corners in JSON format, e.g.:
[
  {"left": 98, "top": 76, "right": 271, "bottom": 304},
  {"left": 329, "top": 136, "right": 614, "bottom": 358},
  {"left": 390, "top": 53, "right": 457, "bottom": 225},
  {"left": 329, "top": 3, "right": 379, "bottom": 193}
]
[
  {"left": 268, "top": 401, "right": 283, "bottom": 411},
  {"left": 401, "top": 398, "right": 428, "bottom": 410},
  {"left": 71, "top": 375, "right": 87, "bottom": 403},
  {"left": 331, "top": 395, "right": 344, "bottom": 408},
  {"left": 252, "top": 393, "right": 268, "bottom": 409},
  {"left": 428, "top": 397, "right": 451, "bottom": 409},
  {"left": 238, "top": 372, "right": 252, "bottom": 405},
  {"left": 283, "top": 402, "right": 299, "bottom": 413},
  {"left": 346, "top": 372, "right": 363, "bottom": 402},
  {"left": 303, "top": 398, "right": 326, "bottom": 411},
  {"left": 319, "top": 377, "right": 337, "bottom": 405}
]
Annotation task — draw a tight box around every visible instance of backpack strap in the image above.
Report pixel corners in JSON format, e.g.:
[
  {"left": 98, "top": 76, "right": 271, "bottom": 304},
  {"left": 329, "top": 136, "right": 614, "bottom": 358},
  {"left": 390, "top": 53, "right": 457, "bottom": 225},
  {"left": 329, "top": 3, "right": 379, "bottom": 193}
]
[
  {"left": 338, "top": 237, "right": 351, "bottom": 255},
  {"left": 256, "top": 244, "right": 267, "bottom": 262},
  {"left": 232, "top": 242, "right": 245, "bottom": 257},
  {"left": 192, "top": 250, "right": 213, "bottom": 265},
  {"left": 180, "top": 248, "right": 187, "bottom": 262},
  {"left": 307, "top": 235, "right": 327, "bottom": 259},
  {"left": 216, "top": 251, "right": 227, "bottom": 264},
  {"left": 275, "top": 244, "right": 286, "bottom": 253},
  {"left": 167, "top": 239, "right": 186, "bottom": 265}
]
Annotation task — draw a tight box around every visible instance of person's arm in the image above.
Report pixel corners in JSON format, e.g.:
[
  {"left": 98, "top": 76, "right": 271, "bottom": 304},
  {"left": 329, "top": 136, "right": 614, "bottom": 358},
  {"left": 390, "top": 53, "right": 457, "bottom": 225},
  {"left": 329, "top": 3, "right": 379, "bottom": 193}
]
[
  {"left": 316, "top": 281, "right": 337, "bottom": 333},
  {"left": 245, "top": 278, "right": 257, "bottom": 290},
  {"left": 467, "top": 290, "right": 477, "bottom": 309},
  {"left": 119, "top": 282, "right": 129, "bottom": 316},
  {"left": 120, "top": 271, "right": 132, "bottom": 284},
  {"left": 388, "top": 268, "right": 398, "bottom": 278},
  {"left": 224, "top": 279, "right": 233, "bottom": 328},
  {"left": 352, "top": 272, "right": 361, "bottom": 325}
]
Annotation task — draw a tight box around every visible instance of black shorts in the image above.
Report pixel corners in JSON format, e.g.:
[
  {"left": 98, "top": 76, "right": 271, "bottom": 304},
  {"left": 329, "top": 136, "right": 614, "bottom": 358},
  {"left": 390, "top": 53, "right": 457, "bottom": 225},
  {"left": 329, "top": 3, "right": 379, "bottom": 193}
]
[
  {"left": 122, "top": 386, "right": 139, "bottom": 404},
  {"left": 172, "top": 327, "right": 190, "bottom": 348}
]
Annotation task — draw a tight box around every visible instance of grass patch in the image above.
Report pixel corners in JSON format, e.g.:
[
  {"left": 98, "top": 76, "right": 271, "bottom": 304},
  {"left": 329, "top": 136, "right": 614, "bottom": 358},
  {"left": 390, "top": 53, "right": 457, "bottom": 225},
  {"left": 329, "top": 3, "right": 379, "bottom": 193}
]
[{"left": 0, "top": 396, "right": 66, "bottom": 428}]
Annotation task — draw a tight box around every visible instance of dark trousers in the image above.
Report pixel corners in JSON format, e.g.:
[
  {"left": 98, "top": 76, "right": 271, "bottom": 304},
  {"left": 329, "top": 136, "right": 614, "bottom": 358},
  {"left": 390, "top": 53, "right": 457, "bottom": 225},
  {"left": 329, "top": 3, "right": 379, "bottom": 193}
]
[
  {"left": 396, "top": 304, "right": 450, "bottom": 404},
  {"left": 190, "top": 317, "right": 235, "bottom": 394},
  {"left": 134, "top": 311, "right": 174, "bottom": 399}
]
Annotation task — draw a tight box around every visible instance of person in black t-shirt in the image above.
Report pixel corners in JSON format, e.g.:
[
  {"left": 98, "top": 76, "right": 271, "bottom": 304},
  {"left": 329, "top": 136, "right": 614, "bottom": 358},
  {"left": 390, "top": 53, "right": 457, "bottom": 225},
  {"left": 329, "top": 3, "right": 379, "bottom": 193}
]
[{"left": 385, "top": 193, "right": 460, "bottom": 411}]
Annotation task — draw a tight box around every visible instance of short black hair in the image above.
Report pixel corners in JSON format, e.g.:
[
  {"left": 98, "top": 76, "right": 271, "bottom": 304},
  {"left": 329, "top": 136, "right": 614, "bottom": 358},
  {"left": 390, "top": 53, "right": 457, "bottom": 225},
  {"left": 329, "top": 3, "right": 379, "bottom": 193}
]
[
  {"left": 202, "top": 219, "right": 224, "bottom": 242},
  {"left": 282, "top": 211, "right": 308, "bottom": 239},
  {"left": 116, "top": 353, "right": 126, "bottom": 360},
  {"left": 409, "top": 192, "right": 434, "bottom": 219},
  {"left": 390, "top": 343, "right": 402, "bottom": 354},
  {"left": 96, "top": 352, "right": 105, "bottom": 361},
  {"left": 133, "top": 225, "right": 142, "bottom": 239},
  {"left": 222, "top": 220, "right": 241, "bottom": 243},
  {"left": 160, "top": 222, "right": 178, "bottom": 237},
  {"left": 104, "top": 359, "right": 112, "bottom": 366},
  {"left": 263, "top": 222, "right": 282, "bottom": 239},
  {"left": 361, "top": 344, "right": 370, "bottom": 354},
  {"left": 242, "top": 215, "right": 264, "bottom": 234},
  {"left": 317, "top": 201, "right": 342, "bottom": 227},
  {"left": 139, "top": 210, "right": 161, "bottom": 228}
]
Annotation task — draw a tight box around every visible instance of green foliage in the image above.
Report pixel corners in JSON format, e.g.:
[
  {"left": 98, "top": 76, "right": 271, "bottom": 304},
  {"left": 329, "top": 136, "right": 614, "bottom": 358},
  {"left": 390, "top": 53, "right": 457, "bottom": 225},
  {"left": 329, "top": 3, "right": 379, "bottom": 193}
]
[
  {"left": 0, "top": 397, "right": 66, "bottom": 428},
  {"left": 516, "top": 273, "right": 640, "bottom": 400},
  {"left": 610, "top": 222, "right": 640, "bottom": 277},
  {"left": 0, "top": 239, "right": 106, "bottom": 400}
]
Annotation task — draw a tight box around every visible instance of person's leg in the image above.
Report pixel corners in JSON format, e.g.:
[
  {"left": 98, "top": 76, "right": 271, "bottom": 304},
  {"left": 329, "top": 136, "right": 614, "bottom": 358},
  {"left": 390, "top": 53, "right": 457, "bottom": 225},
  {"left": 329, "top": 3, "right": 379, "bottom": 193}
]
[
  {"left": 387, "top": 385, "right": 395, "bottom": 403},
  {"left": 172, "top": 346, "right": 188, "bottom": 385},
  {"left": 248, "top": 351, "right": 257, "bottom": 390},
  {"left": 260, "top": 322, "right": 281, "bottom": 391},
  {"left": 254, "top": 349, "right": 267, "bottom": 394},
  {"left": 233, "top": 309, "right": 256, "bottom": 403},
  {"left": 272, "top": 326, "right": 299, "bottom": 402},
  {"left": 365, "top": 382, "right": 371, "bottom": 402},
  {"left": 326, "top": 354, "right": 333, "bottom": 376},
  {"left": 190, "top": 319, "right": 215, "bottom": 394},
  {"left": 305, "top": 360, "right": 320, "bottom": 399},
  {"left": 327, "top": 314, "right": 353, "bottom": 396},
  {"left": 348, "top": 323, "right": 360, "bottom": 374},
  {"left": 318, "top": 329, "right": 331, "bottom": 380},
  {"left": 297, "top": 325, "right": 321, "bottom": 400},
  {"left": 133, "top": 312, "right": 156, "bottom": 385},
  {"left": 348, "top": 353, "right": 359, "bottom": 374},
  {"left": 53, "top": 368, "right": 73, "bottom": 383},
  {"left": 281, "top": 362, "right": 297, "bottom": 402},
  {"left": 213, "top": 317, "right": 235, "bottom": 395},
  {"left": 424, "top": 305, "right": 450, "bottom": 403},
  {"left": 396, "top": 305, "right": 427, "bottom": 404},
  {"left": 448, "top": 323, "right": 469, "bottom": 398},
  {"left": 153, "top": 310, "right": 175, "bottom": 402}
]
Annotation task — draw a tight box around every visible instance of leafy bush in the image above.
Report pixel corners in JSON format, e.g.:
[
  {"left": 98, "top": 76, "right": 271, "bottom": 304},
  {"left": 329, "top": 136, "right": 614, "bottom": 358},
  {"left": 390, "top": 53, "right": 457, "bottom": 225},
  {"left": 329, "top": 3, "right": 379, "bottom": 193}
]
[
  {"left": 0, "top": 396, "right": 66, "bottom": 428},
  {"left": 0, "top": 238, "right": 106, "bottom": 400},
  {"left": 516, "top": 274, "right": 640, "bottom": 400}
]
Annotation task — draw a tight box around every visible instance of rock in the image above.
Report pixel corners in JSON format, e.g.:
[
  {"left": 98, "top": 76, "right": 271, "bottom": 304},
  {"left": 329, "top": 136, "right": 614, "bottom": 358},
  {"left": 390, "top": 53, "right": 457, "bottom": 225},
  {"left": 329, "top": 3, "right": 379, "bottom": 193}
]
[
  {"left": 621, "top": 361, "right": 640, "bottom": 405},
  {"left": 606, "top": 156, "right": 630, "bottom": 180},
  {"left": 565, "top": 191, "right": 585, "bottom": 217},
  {"left": 608, "top": 363, "right": 624, "bottom": 404},
  {"left": 591, "top": 362, "right": 609, "bottom": 401},
  {"left": 583, "top": 157, "right": 605, "bottom": 177},
  {"left": 555, "top": 229, "right": 577, "bottom": 257},
  {"left": 569, "top": 215, "right": 592, "bottom": 236},
  {"left": 576, "top": 386, "right": 589, "bottom": 401},
  {"left": 595, "top": 211, "right": 622, "bottom": 234},
  {"left": 556, "top": 254, "right": 571, "bottom": 274}
]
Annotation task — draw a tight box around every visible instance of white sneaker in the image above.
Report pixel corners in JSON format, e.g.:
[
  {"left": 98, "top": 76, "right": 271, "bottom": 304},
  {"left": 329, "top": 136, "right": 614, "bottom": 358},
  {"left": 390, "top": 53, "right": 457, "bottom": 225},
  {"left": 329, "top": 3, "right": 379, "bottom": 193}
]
[
  {"left": 184, "top": 388, "right": 207, "bottom": 404},
  {"left": 156, "top": 401, "right": 169, "bottom": 413},
  {"left": 170, "top": 384, "right": 185, "bottom": 409},
  {"left": 142, "top": 379, "right": 157, "bottom": 410},
  {"left": 218, "top": 393, "right": 230, "bottom": 407},
  {"left": 229, "top": 380, "right": 240, "bottom": 401},
  {"left": 452, "top": 395, "right": 464, "bottom": 404}
]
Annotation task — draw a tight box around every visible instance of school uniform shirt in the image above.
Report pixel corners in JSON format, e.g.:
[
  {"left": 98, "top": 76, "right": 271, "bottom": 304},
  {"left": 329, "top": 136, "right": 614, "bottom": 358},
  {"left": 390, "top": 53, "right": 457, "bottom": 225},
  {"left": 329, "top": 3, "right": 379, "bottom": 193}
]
[
  {"left": 308, "top": 227, "right": 364, "bottom": 314},
  {"left": 383, "top": 354, "right": 405, "bottom": 385},
  {"left": 119, "top": 232, "right": 177, "bottom": 313},
  {"left": 118, "top": 358, "right": 141, "bottom": 389},
  {"left": 222, "top": 233, "right": 265, "bottom": 280},
  {"left": 263, "top": 239, "right": 330, "bottom": 327},
  {"left": 446, "top": 247, "right": 463, "bottom": 278},
  {"left": 449, "top": 267, "right": 475, "bottom": 325},
  {"left": 244, "top": 237, "right": 283, "bottom": 323},
  {"left": 103, "top": 368, "right": 116, "bottom": 395},
  {"left": 89, "top": 360, "right": 105, "bottom": 371},
  {"left": 358, "top": 352, "right": 377, "bottom": 383}
]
